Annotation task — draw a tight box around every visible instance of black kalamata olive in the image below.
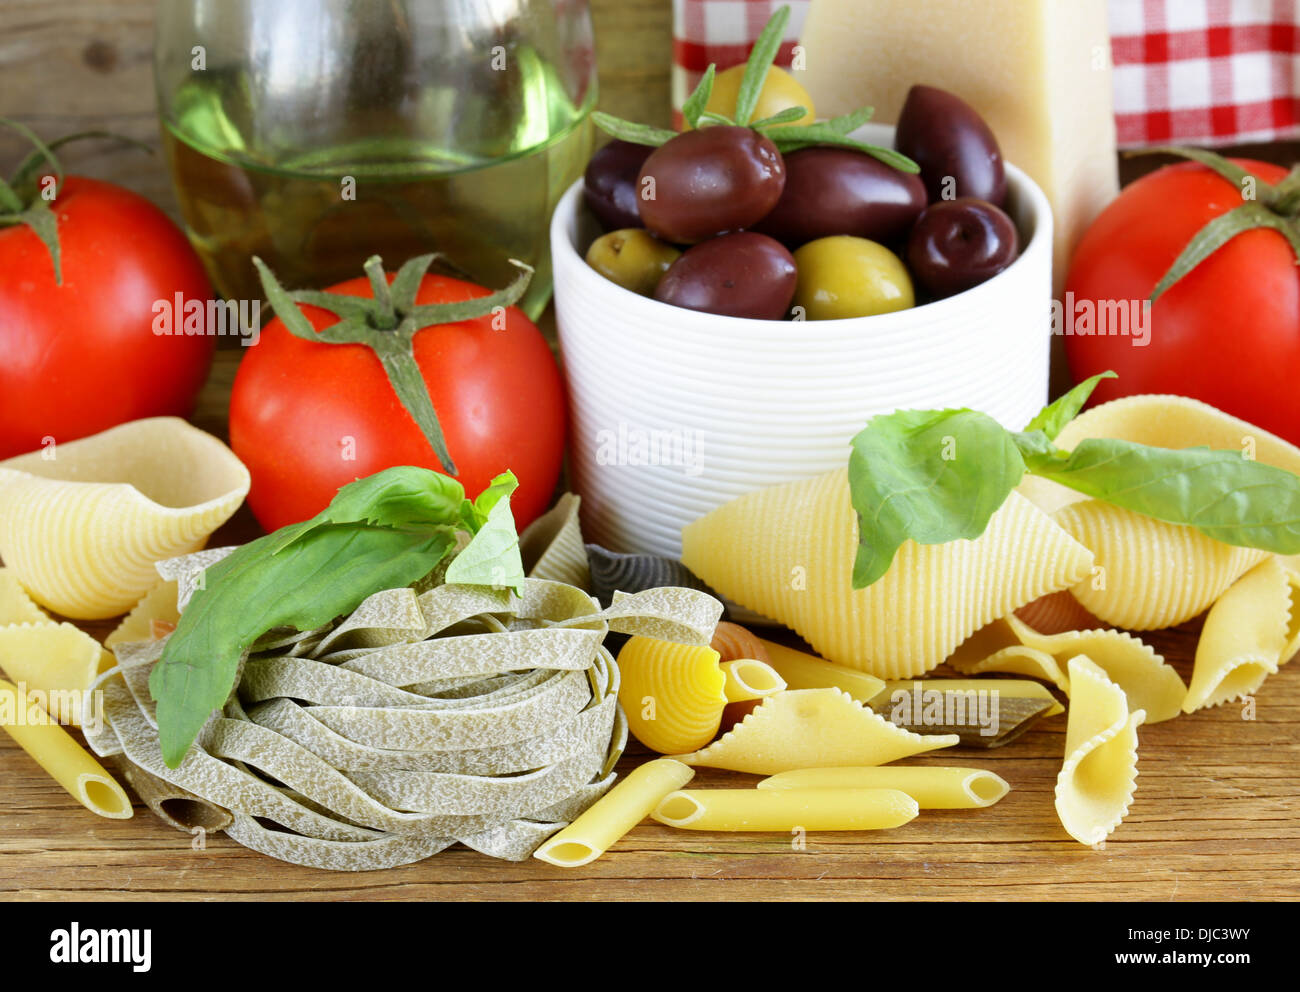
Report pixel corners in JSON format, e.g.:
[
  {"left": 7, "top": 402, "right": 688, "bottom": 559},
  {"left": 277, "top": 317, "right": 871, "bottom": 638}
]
[
  {"left": 755, "top": 147, "right": 927, "bottom": 247},
  {"left": 584, "top": 140, "right": 655, "bottom": 231},
  {"left": 654, "top": 232, "right": 796, "bottom": 320},
  {"left": 906, "top": 198, "right": 1019, "bottom": 298},
  {"left": 895, "top": 85, "right": 1006, "bottom": 207},
  {"left": 638, "top": 127, "right": 785, "bottom": 243}
]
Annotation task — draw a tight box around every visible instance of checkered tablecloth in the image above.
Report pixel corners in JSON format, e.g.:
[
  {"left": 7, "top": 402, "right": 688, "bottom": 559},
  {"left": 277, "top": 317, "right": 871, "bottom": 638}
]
[{"left": 671, "top": 0, "right": 1300, "bottom": 147}]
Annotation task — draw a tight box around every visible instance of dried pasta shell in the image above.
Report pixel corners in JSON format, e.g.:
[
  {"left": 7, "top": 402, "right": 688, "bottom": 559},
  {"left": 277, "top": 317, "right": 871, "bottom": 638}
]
[
  {"left": 0, "top": 418, "right": 249, "bottom": 619},
  {"left": 678, "top": 687, "right": 957, "bottom": 774},
  {"left": 710, "top": 621, "right": 770, "bottom": 663},
  {"left": 1054, "top": 655, "right": 1145, "bottom": 846},
  {"left": 617, "top": 636, "right": 727, "bottom": 753},
  {"left": 1015, "top": 590, "right": 1103, "bottom": 634},
  {"left": 0, "top": 622, "right": 113, "bottom": 726},
  {"left": 586, "top": 544, "right": 719, "bottom": 608},
  {"left": 681, "top": 469, "right": 1095, "bottom": 678},
  {"left": 520, "top": 493, "right": 590, "bottom": 589},
  {"left": 1184, "top": 558, "right": 1300, "bottom": 712},
  {"left": 948, "top": 614, "right": 1186, "bottom": 723},
  {"left": 1051, "top": 499, "right": 1267, "bottom": 630},
  {"left": 105, "top": 581, "right": 181, "bottom": 649},
  {"left": 0, "top": 569, "right": 50, "bottom": 626}
]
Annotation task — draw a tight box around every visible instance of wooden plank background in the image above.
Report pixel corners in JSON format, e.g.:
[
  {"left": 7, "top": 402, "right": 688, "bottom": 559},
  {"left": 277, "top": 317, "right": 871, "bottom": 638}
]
[{"left": 2, "top": 1, "right": 1298, "bottom": 901}]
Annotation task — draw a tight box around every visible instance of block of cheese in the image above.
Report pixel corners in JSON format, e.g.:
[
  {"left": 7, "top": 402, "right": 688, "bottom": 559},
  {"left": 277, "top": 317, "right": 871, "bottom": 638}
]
[{"left": 798, "top": 0, "right": 1118, "bottom": 291}]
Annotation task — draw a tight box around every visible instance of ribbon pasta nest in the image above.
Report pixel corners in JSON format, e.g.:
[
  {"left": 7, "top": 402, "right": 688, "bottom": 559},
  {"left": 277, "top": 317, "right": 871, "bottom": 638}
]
[{"left": 85, "top": 549, "right": 722, "bottom": 871}]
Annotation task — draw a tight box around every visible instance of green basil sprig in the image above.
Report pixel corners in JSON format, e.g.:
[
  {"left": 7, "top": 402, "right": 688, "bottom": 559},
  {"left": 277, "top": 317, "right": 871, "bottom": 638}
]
[
  {"left": 149, "top": 466, "right": 526, "bottom": 768},
  {"left": 849, "top": 372, "right": 1300, "bottom": 588}
]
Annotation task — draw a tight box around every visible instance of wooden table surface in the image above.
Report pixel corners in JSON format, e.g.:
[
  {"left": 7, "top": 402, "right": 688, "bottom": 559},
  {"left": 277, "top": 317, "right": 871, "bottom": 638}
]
[{"left": 3, "top": 354, "right": 1298, "bottom": 901}]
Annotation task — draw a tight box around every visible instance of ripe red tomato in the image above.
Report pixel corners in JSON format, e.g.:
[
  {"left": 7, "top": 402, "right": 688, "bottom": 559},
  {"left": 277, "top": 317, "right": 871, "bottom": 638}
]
[
  {"left": 0, "top": 177, "right": 216, "bottom": 457},
  {"left": 1065, "top": 158, "right": 1300, "bottom": 443},
  {"left": 229, "top": 271, "right": 566, "bottom": 532}
]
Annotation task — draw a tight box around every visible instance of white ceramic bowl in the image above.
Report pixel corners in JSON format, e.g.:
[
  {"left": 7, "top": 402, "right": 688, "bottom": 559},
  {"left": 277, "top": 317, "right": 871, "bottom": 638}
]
[{"left": 551, "top": 123, "right": 1053, "bottom": 558}]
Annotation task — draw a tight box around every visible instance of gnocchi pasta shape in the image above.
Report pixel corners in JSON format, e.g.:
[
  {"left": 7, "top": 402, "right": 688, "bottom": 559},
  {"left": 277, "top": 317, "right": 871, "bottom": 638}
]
[{"left": 681, "top": 469, "right": 1095, "bottom": 678}]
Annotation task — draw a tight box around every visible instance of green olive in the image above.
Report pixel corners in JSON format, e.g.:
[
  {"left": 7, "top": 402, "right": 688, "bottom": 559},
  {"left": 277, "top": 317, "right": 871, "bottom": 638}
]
[
  {"left": 701, "top": 65, "right": 816, "bottom": 128},
  {"left": 585, "top": 228, "right": 682, "bottom": 296},
  {"left": 792, "top": 236, "right": 915, "bottom": 320}
]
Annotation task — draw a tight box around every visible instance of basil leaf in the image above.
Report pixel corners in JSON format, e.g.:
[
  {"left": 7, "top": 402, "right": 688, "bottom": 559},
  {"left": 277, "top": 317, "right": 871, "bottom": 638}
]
[
  {"left": 446, "top": 472, "right": 526, "bottom": 593},
  {"left": 733, "top": 5, "right": 790, "bottom": 126},
  {"left": 1021, "top": 371, "right": 1117, "bottom": 440},
  {"left": 270, "top": 466, "right": 465, "bottom": 553},
  {"left": 1031, "top": 439, "right": 1300, "bottom": 554},
  {"left": 151, "top": 524, "right": 457, "bottom": 768},
  {"left": 680, "top": 64, "right": 717, "bottom": 130},
  {"left": 848, "top": 409, "right": 1027, "bottom": 588}
]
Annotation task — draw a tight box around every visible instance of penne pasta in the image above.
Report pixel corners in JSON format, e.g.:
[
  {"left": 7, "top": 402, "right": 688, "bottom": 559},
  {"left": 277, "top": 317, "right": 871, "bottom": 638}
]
[
  {"left": 757, "top": 766, "right": 1010, "bottom": 809},
  {"left": 757, "top": 639, "right": 885, "bottom": 703},
  {"left": 533, "top": 758, "right": 695, "bottom": 867},
  {"left": 0, "top": 677, "right": 133, "bottom": 819},
  {"left": 652, "top": 787, "right": 919, "bottom": 832}
]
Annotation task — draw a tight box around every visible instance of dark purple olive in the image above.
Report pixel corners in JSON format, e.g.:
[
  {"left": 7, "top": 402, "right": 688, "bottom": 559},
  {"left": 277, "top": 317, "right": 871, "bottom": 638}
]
[
  {"left": 654, "top": 232, "right": 796, "bottom": 320},
  {"left": 895, "top": 85, "right": 1006, "bottom": 207},
  {"left": 906, "top": 198, "right": 1019, "bottom": 298},
  {"left": 584, "top": 140, "right": 655, "bottom": 231},
  {"left": 755, "top": 147, "right": 927, "bottom": 247},
  {"left": 638, "top": 126, "right": 785, "bottom": 243}
]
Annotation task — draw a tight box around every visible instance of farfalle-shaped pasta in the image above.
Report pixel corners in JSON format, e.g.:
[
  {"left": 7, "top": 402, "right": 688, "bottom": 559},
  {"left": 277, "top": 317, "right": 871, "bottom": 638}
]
[
  {"left": 1054, "top": 655, "right": 1145, "bottom": 846},
  {"left": 0, "top": 418, "right": 249, "bottom": 619},
  {"left": 677, "top": 688, "right": 957, "bottom": 774},
  {"left": 681, "top": 469, "right": 1095, "bottom": 678},
  {"left": 948, "top": 614, "right": 1185, "bottom": 723},
  {"left": 105, "top": 581, "right": 181, "bottom": 649},
  {"left": 1051, "top": 500, "right": 1267, "bottom": 630},
  {"left": 1184, "top": 558, "right": 1300, "bottom": 712},
  {"left": 616, "top": 637, "right": 728, "bottom": 753},
  {"left": 0, "top": 569, "right": 49, "bottom": 626}
]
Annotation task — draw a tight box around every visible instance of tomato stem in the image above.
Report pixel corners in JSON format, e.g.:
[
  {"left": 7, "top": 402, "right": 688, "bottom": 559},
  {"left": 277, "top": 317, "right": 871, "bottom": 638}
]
[{"left": 252, "top": 254, "right": 534, "bottom": 477}]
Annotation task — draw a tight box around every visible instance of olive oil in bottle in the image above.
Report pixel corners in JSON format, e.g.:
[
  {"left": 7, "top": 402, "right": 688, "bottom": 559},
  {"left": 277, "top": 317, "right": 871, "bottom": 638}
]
[{"left": 161, "top": 49, "right": 592, "bottom": 318}]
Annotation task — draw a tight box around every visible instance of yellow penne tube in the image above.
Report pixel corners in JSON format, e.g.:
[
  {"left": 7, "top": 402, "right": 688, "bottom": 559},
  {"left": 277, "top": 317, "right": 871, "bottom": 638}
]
[
  {"left": 533, "top": 758, "right": 694, "bottom": 867},
  {"left": 0, "top": 678, "right": 132, "bottom": 819},
  {"left": 652, "top": 787, "right": 919, "bottom": 832},
  {"left": 757, "top": 766, "right": 1010, "bottom": 809},
  {"left": 758, "top": 639, "right": 886, "bottom": 702},
  {"left": 720, "top": 658, "right": 786, "bottom": 702}
]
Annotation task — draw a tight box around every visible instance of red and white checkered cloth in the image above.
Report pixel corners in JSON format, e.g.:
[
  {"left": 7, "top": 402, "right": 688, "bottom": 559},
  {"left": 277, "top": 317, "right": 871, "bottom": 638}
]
[{"left": 671, "top": 0, "right": 1300, "bottom": 147}]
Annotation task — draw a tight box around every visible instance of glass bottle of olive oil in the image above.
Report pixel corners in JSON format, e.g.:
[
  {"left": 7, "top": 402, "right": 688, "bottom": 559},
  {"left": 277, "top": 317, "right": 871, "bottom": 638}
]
[{"left": 155, "top": 1, "right": 596, "bottom": 319}]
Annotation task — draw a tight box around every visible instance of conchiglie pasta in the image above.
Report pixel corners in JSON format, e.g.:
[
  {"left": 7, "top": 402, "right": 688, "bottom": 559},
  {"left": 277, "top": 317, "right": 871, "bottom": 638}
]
[
  {"left": 1015, "top": 590, "right": 1103, "bottom": 635},
  {"left": 681, "top": 469, "right": 1095, "bottom": 678},
  {"left": 710, "top": 621, "right": 770, "bottom": 664},
  {"left": 0, "top": 418, "right": 249, "bottom": 619},
  {"left": 616, "top": 636, "right": 727, "bottom": 753},
  {"left": 1051, "top": 499, "right": 1267, "bottom": 630}
]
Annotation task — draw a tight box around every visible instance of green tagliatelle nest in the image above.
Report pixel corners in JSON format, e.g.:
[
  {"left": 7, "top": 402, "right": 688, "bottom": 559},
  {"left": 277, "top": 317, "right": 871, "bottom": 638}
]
[{"left": 84, "top": 505, "right": 721, "bottom": 871}]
